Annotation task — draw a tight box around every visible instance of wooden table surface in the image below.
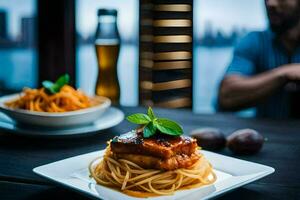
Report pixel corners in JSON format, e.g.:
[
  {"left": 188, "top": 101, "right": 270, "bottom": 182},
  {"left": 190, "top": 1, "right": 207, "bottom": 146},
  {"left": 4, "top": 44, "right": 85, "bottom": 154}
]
[{"left": 0, "top": 107, "right": 299, "bottom": 200}]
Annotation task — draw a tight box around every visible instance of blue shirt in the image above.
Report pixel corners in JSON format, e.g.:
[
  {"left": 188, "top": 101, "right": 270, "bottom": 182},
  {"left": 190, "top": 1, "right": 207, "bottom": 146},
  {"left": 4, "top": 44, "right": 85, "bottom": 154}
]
[{"left": 225, "top": 30, "right": 300, "bottom": 118}]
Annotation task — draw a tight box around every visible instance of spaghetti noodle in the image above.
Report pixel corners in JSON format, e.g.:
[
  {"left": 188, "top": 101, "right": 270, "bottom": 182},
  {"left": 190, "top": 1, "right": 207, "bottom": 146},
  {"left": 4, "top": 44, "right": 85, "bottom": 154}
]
[
  {"left": 89, "top": 147, "right": 216, "bottom": 197},
  {"left": 5, "top": 85, "right": 93, "bottom": 112}
]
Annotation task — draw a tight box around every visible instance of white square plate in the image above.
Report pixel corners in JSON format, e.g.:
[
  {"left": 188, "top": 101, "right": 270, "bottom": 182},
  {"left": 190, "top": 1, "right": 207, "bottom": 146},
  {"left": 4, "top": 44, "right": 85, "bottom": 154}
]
[{"left": 33, "top": 150, "right": 274, "bottom": 200}]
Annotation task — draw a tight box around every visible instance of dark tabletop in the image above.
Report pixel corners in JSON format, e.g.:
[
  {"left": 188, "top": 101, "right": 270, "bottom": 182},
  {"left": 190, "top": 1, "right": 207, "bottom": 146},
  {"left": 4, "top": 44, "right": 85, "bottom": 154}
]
[{"left": 0, "top": 107, "right": 299, "bottom": 200}]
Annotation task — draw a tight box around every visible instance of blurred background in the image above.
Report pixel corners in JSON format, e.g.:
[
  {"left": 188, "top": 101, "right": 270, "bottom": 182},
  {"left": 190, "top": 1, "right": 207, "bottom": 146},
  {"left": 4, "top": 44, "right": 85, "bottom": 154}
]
[
  {"left": 0, "top": 0, "right": 37, "bottom": 90},
  {"left": 76, "top": 0, "right": 139, "bottom": 106},
  {"left": 194, "top": 0, "right": 267, "bottom": 115},
  {"left": 0, "top": 0, "right": 267, "bottom": 116}
]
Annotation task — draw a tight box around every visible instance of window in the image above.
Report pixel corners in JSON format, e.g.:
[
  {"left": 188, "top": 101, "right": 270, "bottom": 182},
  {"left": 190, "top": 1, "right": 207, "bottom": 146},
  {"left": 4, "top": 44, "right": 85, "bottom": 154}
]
[
  {"left": 193, "top": 0, "right": 268, "bottom": 115},
  {"left": 76, "top": 0, "right": 139, "bottom": 106},
  {"left": 0, "top": 0, "right": 37, "bottom": 93}
]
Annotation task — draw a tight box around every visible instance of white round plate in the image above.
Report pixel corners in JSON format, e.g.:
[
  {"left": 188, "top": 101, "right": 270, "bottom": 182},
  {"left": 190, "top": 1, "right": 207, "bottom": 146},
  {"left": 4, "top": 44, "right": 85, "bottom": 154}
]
[
  {"left": 0, "top": 107, "right": 124, "bottom": 137},
  {"left": 0, "top": 93, "right": 111, "bottom": 127}
]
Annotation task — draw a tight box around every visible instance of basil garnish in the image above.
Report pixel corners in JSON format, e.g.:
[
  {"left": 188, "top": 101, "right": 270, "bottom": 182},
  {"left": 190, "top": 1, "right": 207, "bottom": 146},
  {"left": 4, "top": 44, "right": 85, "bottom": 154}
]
[
  {"left": 42, "top": 74, "right": 70, "bottom": 94},
  {"left": 126, "top": 107, "right": 183, "bottom": 138}
]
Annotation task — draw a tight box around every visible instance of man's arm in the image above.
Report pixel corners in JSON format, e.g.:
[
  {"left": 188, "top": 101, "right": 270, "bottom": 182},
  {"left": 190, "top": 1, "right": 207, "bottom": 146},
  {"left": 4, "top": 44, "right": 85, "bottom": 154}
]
[{"left": 218, "top": 64, "right": 300, "bottom": 111}]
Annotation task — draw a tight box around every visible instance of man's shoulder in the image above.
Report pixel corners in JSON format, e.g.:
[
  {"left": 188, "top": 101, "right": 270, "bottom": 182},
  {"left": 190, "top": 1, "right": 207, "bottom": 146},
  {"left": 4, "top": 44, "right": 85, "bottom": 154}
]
[
  {"left": 235, "top": 30, "right": 270, "bottom": 50},
  {"left": 240, "top": 30, "right": 271, "bottom": 43}
]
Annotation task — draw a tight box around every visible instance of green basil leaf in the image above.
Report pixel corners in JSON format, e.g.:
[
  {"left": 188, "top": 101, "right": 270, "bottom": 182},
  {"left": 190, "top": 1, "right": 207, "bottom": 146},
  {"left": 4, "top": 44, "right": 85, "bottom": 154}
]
[
  {"left": 49, "top": 87, "right": 58, "bottom": 94},
  {"left": 156, "top": 118, "right": 183, "bottom": 136},
  {"left": 42, "top": 74, "right": 70, "bottom": 94},
  {"left": 126, "top": 113, "right": 151, "bottom": 124},
  {"left": 147, "top": 107, "right": 155, "bottom": 120},
  {"left": 143, "top": 122, "right": 156, "bottom": 138},
  {"left": 55, "top": 74, "right": 70, "bottom": 87},
  {"left": 47, "top": 84, "right": 60, "bottom": 94},
  {"left": 42, "top": 80, "right": 56, "bottom": 94},
  {"left": 42, "top": 80, "right": 54, "bottom": 89}
]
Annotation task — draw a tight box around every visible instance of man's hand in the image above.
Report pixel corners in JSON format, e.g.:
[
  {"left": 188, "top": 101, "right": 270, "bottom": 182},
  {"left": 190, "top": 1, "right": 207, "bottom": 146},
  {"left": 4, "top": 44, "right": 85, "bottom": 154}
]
[
  {"left": 218, "top": 67, "right": 288, "bottom": 111},
  {"left": 277, "top": 63, "right": 300, "bottom": 81},
  {"left": 218, "top": 63, "right": 300, "bottom": 111},
  {"left": 276, "top": 64, "right": 300, "bottom": 92}
]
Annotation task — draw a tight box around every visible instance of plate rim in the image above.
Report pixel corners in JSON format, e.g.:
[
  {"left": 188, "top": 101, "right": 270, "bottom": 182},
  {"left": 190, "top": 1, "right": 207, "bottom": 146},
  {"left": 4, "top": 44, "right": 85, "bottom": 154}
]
[{"left": 33, "top": 149, "right": 275, "bottom": 200}]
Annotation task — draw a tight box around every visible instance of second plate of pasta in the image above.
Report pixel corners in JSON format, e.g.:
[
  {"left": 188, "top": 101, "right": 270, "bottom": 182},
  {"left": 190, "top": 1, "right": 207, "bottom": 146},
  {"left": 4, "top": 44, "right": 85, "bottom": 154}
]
[{"left": 0, "top": 93, "right": 111, "bottom": 127}]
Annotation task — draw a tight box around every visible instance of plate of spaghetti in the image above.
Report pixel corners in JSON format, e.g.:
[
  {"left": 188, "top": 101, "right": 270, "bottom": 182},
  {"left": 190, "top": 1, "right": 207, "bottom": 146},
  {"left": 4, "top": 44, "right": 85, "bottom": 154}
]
[
  {"left": 0, "top": 77, "right": 111, "bottom": 127},
  {"left": 33, "top": 108, "right": 274, "bottom": 200},
  {"left": 89, "top": 131, "right": 216, "bottom": 198},
  {"left": 33, "top": 122, "right": 274, "bottom": 200}
]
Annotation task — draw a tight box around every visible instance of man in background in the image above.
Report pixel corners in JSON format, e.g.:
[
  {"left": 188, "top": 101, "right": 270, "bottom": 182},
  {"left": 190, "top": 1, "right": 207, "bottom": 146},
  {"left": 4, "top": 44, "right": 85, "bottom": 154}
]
[{"left": 218, "top": 0, "right": 300, "bottom": 118}]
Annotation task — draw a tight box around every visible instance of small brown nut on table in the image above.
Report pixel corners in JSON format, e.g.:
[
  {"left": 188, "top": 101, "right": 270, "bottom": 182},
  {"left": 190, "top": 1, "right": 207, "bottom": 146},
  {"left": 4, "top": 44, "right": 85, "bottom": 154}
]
[
  {"left": 190, "top": 128, "right": 226, "bottom": 151},
  {"left": 227, "top": 129, "right": 264, "bottom": 155}
]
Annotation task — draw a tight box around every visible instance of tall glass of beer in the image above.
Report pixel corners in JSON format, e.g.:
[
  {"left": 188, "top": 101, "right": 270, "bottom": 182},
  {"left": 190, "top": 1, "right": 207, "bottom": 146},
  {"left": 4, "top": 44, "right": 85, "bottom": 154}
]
[{"left": 95, "top": 9, "right": 120, "bottom": 104}]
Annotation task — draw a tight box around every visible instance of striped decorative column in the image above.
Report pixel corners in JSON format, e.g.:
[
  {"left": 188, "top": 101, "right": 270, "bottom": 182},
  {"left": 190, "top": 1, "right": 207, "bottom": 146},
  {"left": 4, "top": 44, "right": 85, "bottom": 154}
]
[{"left": 139, "top": 0, "right": 193, "bottom": 108}]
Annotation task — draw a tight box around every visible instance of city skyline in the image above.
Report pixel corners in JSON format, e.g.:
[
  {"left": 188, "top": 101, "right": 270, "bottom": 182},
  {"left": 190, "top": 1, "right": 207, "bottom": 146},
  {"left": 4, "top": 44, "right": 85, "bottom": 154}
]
[
  {"left": 0, "top": 8, "right": 259, "bottom": 49},
  {"left": 0, "top": 0, "right": 35, "bottom": 39},
  {"left": 0, "top": 0, "right": 269, "bottom": 48},
  {"left": 194, "top": 0, "right": 268, "bottom": 37},
  {"left": 0, "top": 10, "right": 250, "bottom": 48},
  {"left": 0, "top": 0, "right": 268, "bottom": 40},
  {"left": 0, "top": 10, "right": 36, "bottom": 48}
]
